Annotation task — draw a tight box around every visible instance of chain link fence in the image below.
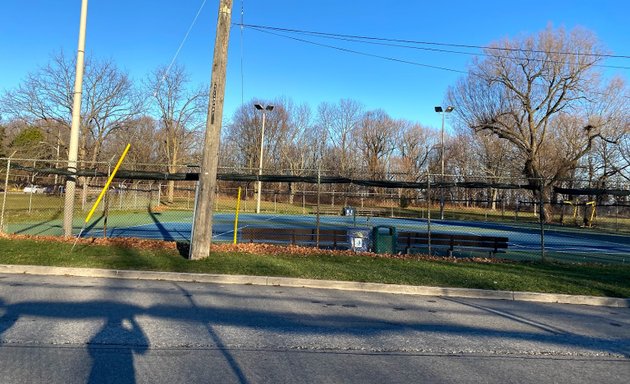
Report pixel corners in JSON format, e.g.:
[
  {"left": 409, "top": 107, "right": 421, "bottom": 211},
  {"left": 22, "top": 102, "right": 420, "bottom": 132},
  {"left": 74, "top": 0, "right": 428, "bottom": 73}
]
[{"left": 2, "top": 157, "right": 630, "bottom": 264}]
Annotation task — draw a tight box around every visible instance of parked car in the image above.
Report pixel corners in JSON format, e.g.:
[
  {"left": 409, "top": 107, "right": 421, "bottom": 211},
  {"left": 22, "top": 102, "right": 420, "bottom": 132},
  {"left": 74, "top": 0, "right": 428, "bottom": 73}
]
[{"left": 23, "top": 185, "right": 47, "bottom": 194}]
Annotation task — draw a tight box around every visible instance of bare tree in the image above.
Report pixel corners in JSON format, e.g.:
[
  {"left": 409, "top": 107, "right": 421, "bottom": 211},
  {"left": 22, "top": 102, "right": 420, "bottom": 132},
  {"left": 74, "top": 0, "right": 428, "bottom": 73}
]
[
  {"left": 583, "top": 78, "right": 630, "bottom": 185},
  {"left": 0, "top": 123, "right": 6, "bottom": 158},
  {"left": 2, "top": 51, "right": 142, "bottom": 208},
  {"left": 447, "top": 26, "right": 626, "bottom": 221},
  {"left": 1, "top": 51, "right": 141, "bottom": 164},
  {"left": 223, "top": 99, "right": 286, "bottom": 172},
  {"left": 616, "top": 121, "right": 630, "bottom": 182},
  {"left": 277, "top": 101, "right": 316, "bottom": 204},
  {"left": 357, "top": 109, "right": 398, "bottom": 180},
  {"left": 147, "top": 64, "right": 207, "bottom": 203},
  {"left": 316, "top": 99, "right": 363, "bottom": 176},
  {"left": 395, "top": 120, "right": 436, "bottom": 182},
  {"left": 223, "top": 103, "right": 260, "bottom": 171},
  {"left": 81, "top": 61, "right": 142, "bottom": 165},
  {"left": 450, "top": 129, "right": 520, "bottom": 209},
  {"left": 103, "top": 116, "right": 161, "bottom": 168}
]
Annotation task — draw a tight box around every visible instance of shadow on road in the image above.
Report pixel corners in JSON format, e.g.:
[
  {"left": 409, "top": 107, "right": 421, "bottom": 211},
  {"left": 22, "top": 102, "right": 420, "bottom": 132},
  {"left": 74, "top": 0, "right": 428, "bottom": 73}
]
[
  {"left": 0, "top": 282, "right": 628, "bottom": 383},
  {"left": 0, "top": 299, "right": 148, "bottom": 384}
]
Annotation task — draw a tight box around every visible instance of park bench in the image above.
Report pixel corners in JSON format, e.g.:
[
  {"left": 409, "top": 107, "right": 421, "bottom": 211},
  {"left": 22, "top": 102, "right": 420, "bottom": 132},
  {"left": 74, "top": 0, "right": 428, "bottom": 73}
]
[
  {"left": 397, "top": 231, "right": 509, "bottom": 257},
  {"left": 308, "top": 207, "right": 390, "bottom": 217},
  {"left": 309, "top": 207, "right": 341, "bottom": 215},
  {"left": 355, "top": 208, "right": 389, "bottom": 217},
  {"left": 240, "top": 227, "right": 349, "bottom": 249}
]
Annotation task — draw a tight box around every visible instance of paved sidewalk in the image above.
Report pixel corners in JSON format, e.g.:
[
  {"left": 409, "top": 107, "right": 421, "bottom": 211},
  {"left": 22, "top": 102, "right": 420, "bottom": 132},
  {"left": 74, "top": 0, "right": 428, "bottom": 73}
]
[{"left": 0, "top": 263, "right": 628, "bottom": 308}]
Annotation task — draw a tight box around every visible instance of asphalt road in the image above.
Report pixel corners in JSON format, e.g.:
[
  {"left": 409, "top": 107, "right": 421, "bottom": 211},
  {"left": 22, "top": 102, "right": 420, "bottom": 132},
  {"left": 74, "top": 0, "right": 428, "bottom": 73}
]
[{"left": 0, "top": 273, "right": 628, "bottom": 383}]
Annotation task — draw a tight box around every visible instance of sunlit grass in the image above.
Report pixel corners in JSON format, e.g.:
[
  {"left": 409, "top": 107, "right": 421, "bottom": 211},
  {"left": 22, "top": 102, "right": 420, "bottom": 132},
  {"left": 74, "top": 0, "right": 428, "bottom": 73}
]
[{"left": 0, "top": 237, "right": 628, "bottom": 298}]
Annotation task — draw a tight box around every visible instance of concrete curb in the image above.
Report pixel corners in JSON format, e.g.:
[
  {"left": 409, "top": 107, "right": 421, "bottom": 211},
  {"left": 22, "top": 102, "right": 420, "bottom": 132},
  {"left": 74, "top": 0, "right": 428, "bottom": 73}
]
[{"left": 1, "top": 264, "right": 628, "bottom": 308}]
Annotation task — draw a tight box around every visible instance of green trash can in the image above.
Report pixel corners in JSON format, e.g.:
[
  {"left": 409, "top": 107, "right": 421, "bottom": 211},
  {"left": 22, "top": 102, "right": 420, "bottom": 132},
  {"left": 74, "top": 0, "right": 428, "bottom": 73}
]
[{"left": 372, "top": 226, "right": 397, "bottom": 254}]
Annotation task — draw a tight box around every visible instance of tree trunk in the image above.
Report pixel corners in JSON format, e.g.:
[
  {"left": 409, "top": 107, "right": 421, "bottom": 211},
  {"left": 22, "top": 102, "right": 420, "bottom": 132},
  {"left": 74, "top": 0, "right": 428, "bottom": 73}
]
[
  {"left": 288, "top": 182, "right": 294, "bottom": 205},
  {"left": 524, "top": 159, "right": 552, "bottom": 223},
  {"left": 167, "top": 146, "right": 178, "bottom": 204},
  {"left": 167, "top": 180, "right": 175, "bottom": 204}
]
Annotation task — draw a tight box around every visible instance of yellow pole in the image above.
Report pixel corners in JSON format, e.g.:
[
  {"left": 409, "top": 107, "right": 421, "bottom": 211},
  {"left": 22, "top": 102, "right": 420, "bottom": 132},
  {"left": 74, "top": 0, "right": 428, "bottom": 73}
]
[
  {"left": 85, "top": 144, "right": 131, "bottom": 224},
  {"left": 233, "top": 187, "right": 241, "bottom": 244},
  {"left": 589, "top": 201, "right": 596, "bottom": 226}
]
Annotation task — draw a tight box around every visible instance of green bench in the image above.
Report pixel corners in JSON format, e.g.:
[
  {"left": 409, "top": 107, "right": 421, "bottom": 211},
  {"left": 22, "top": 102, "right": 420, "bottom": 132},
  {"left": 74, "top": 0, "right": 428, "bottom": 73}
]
[
  {"left": 240, "top": 227, "right": 349, "bottom": 249},
  {"left": 397, "top": 231, "right": 509, "bottom": 257}
]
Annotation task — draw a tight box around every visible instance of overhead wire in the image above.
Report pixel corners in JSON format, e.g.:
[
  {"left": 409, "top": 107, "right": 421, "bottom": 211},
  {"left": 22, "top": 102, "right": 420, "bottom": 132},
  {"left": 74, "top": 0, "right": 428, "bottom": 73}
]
[
  {"left": 248, "top": 26, "right": 467, "bottom": 75},
  {"left": 249, "top": 26, "right": 630, "bottom": 71},
  {"left": 243, "top": 23, "right": 630, "bottom": 99},
  {"left": 154, "top": 0, "right": 208, "bottom": 97},
  {"left": 237, "top": 23, "right": 630, "bottom": 60},
  {"left": 240, "top": 0, "right": 245, "bottom": 106}
]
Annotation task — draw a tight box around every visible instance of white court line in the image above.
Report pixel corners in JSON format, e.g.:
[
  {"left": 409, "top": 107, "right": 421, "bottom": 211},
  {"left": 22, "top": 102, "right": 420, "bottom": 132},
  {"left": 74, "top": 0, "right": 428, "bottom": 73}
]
[
  {"left": 509, "top": 242, "right": 630, "bottom": 255},
  {"left": 87, "top": 221, "right": 188, "bottom": 232},
  {"left": 212, "top": 213, "right": 285, "bottom": 239},
  {"left": 103, "top": 216, "right": 630, "bottom": 257}
]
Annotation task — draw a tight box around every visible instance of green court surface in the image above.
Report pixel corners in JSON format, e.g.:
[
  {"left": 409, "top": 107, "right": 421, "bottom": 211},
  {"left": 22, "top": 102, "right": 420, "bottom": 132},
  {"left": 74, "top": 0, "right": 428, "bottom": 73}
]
[{"left": 6, "top": 211, "right": 630, "bottom": 264}]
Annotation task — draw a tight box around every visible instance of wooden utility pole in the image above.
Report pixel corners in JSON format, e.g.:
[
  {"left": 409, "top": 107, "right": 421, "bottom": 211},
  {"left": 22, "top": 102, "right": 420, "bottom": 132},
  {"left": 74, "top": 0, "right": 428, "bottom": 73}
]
[{"left": 189, "top": 0, "right": 233, "bottom": 259}]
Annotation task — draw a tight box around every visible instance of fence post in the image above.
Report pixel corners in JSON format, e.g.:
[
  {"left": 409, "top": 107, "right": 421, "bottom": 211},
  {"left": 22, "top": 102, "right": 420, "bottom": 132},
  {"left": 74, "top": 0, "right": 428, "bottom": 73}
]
[
  {"left": 390, "top": 190, "right": 394, "bottom": 218},
  {"left": 28, "top": 189, "right": 33, "bottom": 215},
  {"left": 189, "top": 179, "right": 201, "bottom": 248},
  {"left": 103, "top": 191, "right": 109, "bottom": 238},
  {"left": 539, "top": 181, "right": 546, "bottom": 262},
  {"left": 427, "top": 172, "right": 432, "bottom": 256},
  {"left": 615, "top": 203, "right": 619, "bottom": 232},
  {"left": 243, "top": 186, "right": 248, "bottom": 213},
  {"left": 119, "top": 183, "right": 124, "bottom": 210},
  {"left": 0, "top": 155, "right": 14, "bottom": 232},
  {"left": 103, "top": 163, "right": 111, "bottom": 237},
  {"left": 316, "top": 164, "right": 321, "bottom": 248}
]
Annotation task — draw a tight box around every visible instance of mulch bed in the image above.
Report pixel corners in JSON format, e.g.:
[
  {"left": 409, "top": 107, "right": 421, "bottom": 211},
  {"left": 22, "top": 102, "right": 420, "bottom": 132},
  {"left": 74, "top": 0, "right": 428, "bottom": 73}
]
[{"left": 0, "top": 233, "right": 505, "bottom": 264}]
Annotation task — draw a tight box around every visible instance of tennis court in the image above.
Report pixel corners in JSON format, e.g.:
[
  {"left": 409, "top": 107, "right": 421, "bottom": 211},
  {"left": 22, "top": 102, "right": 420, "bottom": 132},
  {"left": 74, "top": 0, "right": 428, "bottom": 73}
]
[{"left": 10, "top": 211, "right": 629, "bottom": 264}]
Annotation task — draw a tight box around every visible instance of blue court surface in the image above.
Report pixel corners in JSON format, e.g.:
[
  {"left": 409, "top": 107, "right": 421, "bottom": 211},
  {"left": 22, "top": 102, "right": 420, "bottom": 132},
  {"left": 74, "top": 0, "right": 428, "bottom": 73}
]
[{"left": 82, "top": 213, "right": 630, "bottom": 264}]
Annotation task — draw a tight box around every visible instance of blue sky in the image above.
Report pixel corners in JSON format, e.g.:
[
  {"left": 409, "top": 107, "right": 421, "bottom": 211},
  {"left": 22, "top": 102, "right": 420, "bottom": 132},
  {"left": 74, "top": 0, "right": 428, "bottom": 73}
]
[{"left": 1, "top": 0, "right": 628, "bottom": 130}]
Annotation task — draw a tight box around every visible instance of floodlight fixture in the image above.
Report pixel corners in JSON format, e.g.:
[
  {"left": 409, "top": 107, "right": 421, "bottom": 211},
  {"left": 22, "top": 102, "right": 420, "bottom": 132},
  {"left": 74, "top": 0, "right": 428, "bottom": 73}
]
[
  {"left": 434, "top": 105, "right": 455, "bottom": 220},
  {"left": 253, "top": 103, "right": 274, "bottom": 213}
]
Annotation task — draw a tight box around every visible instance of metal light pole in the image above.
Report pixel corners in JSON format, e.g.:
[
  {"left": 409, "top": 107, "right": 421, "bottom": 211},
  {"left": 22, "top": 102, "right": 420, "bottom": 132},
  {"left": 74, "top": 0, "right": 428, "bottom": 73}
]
[
  {"left": 254, "top": 103, "right": 273, "bottom": 214},
  {"left": 434, "top": 105, "right": 454, "bottom": 220},
  {"left": 63, "top": 0, "right": 89, "bottom": 237}
]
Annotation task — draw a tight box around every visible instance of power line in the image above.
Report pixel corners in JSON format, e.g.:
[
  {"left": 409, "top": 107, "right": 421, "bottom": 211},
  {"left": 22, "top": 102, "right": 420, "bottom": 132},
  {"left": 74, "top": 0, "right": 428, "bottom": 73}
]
[
  {"left": 237, "top": 23, "right": 630, "bottom": 60},
  {"left": 249, "top": 27, "right": 467, "bottom": 75},
  {"left": 240, "top": 0, "right": 245, "bottom": 106},
  {"left": 247, "top": 26, "right": 630, "bottom": 100},
  {"left": 254, "top": 26, "right": 630, "bottom": 71},
  {"left": 155, "top": 0, "right": 208, "bottom": 97}
]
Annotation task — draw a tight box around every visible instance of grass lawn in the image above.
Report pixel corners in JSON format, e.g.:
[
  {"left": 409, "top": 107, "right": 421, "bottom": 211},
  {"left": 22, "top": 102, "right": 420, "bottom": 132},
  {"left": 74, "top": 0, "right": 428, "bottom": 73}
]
[{"left": 0, "top": 236, "right": 628, "bottom": 298}]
